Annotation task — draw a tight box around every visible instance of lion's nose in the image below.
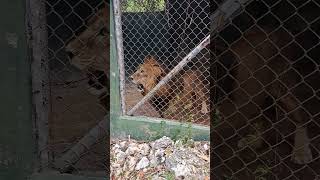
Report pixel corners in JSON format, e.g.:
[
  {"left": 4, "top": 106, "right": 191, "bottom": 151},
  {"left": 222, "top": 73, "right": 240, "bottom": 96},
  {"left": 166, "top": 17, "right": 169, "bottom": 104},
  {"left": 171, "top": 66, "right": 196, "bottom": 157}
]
[{"left": 66, "top": 51, "right": 74, "bottom": 59}]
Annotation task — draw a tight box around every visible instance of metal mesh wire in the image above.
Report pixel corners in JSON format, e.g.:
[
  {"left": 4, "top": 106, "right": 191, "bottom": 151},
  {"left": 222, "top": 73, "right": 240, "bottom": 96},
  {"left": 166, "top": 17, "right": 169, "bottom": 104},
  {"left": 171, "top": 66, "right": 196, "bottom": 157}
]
[
  {"left": 212, "top": 0, "right": 320, "bottom": 179},
  {"left": 120, "top": 0, "right": 211, "bottom": 125},
  {"left": 44, "top": 0, "right": 108, "bottom": 176}
]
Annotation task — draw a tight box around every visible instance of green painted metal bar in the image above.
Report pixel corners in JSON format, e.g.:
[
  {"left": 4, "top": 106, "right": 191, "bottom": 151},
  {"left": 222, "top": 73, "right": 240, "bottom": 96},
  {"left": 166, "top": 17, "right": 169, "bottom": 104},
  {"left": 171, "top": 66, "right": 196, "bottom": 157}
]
[
  {"left": 116, "top": 116, "right": 209, "bottom": 141},
  {"left": 0, "top": 0, "right": 35, "bottom": 179},
  {"left": 110, "top": 0, "right": 121, "bottom": 122}
]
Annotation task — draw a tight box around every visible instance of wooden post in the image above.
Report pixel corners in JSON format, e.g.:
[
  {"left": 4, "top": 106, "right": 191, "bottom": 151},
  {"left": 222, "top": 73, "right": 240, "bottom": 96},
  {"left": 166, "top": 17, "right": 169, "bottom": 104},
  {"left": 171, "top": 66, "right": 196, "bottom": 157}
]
[{"left": 28, "top": 0, "right": 51, "bottom": 172}]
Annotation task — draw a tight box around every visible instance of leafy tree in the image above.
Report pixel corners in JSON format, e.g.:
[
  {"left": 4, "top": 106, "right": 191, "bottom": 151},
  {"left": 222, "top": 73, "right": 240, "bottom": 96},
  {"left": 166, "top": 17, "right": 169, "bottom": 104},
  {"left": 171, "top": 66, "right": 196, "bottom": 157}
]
[{"left": 121, "top": 0, "right": 166, "bottom": 12}]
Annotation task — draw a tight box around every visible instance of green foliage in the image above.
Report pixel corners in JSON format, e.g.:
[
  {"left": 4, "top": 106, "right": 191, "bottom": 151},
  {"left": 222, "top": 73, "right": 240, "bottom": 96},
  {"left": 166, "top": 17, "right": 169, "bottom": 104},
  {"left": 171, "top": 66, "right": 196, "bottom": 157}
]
[
  {"left": 149, "top": 121, "right": 166, "bottom": 141},
  {"left": 163, "top": 171, "right": 175, "bottom": 180},
  {"left": 174, "top": 122, "right": 193, "bottom": 144},
  {"left": 253, "top": 165, "right": 270, "bottom": 180},
  {"left": 170, "top": 111, "right": 194, "bottom": 144},
  {"left": 212, "top": 109, "right": 221, "bottom": 126},
  {"left": 122, "top": 0, "right": 165, "bottom": 12},
  {"left": 171, "top": 124, "right": 183, "bottom": 142}
]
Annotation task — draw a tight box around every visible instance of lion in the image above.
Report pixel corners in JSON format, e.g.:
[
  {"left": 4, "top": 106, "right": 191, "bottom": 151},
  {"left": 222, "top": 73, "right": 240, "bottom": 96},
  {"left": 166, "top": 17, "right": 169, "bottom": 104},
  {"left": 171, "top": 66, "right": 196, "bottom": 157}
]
[
  {"left": 65, "top": 4, "right": 109, "bottom": 108},
  {"left": 130, "top": 55, "right": 209, "bottom": 119},
  {"left": 213, "top": 25, "right": 313, "bottom": 165}
]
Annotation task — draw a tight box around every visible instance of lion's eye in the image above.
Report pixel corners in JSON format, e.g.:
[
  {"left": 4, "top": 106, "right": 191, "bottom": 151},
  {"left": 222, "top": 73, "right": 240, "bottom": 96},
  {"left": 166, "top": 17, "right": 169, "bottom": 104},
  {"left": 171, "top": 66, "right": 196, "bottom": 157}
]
[{"left": 140, "top": 70, "right": 144, "bottom": 73}]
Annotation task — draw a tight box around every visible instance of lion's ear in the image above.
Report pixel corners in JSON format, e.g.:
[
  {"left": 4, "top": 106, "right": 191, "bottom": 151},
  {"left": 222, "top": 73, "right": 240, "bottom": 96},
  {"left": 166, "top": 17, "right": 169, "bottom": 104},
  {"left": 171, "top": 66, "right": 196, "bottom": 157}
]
[{"left": 144, "top": 55, "right": 157, "bottom": 64}]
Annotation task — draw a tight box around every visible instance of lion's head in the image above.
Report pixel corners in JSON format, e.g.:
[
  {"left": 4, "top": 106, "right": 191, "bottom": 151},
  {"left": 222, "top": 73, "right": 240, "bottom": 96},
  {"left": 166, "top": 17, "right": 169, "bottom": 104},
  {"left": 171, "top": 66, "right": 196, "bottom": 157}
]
[
  {"left": 130, "top": 55, "right": 166, "bottom": 95},
  {"left": 65, "top": 5, "right": 109, "bottom": 74}
]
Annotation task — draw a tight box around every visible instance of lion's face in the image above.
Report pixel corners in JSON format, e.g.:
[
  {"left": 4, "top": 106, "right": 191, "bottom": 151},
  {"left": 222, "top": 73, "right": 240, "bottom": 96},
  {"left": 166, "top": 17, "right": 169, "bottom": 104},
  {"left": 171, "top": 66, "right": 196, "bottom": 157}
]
[
  {"left": 65, "top": 5, "right": 109, "bottom": 73},
  {"left": 130, "top": 56, "right": 165, "bottom": 95}
]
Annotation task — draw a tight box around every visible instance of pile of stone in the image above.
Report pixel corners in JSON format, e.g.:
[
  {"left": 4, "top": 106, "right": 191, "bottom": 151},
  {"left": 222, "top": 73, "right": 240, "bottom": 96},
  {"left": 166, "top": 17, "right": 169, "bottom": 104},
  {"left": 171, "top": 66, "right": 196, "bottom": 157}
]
[{"left": 110, "top": 136, "right": 210, "bottom": 180}]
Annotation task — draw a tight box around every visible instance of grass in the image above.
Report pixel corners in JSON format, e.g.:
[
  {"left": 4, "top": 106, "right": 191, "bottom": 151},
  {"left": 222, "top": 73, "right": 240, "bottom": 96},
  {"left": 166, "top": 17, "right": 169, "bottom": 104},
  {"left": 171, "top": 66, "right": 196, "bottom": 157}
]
[
  {"left": 122, "top": 0, "right": 165, "bottom": 12},
  {"left": 163, "top": 171, "right": 175, "bottom": 180},
  {"left": 149, "top": 121, "right": 166, "bottom": 141}
]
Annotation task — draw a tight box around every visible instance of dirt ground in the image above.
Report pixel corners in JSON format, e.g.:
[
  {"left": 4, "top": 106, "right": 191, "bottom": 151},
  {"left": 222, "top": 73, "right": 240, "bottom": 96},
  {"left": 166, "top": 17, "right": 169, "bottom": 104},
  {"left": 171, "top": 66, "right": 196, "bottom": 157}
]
[
  {"left": 124, "top": 82, "right": 161, "bottom": 118},
  {"left": 49, "top": 70, "right": 107, "bottom": 174},
  {"left": 124, "top": 82, "right": 210, "bottom": 126}
]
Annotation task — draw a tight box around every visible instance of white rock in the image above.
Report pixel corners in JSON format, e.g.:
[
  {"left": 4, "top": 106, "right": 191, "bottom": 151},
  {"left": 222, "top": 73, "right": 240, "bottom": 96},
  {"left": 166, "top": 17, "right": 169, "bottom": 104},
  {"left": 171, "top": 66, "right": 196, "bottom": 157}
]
[
  {"left": 148, "top": 149, "right": 154, "bottom": 158},
  {"left": 125, "top": 143, "right": 139, "bottom": 155},
  {"left": 149, "top": 158, "right": 157, "bottom": 167},
  {"left": 138, "top": 143, "right": 150, "bottom": 156},
  {"left": 114, "top": 168, "right": 123, "bottom": 177},
  {"left": 172, "top": 164, "right": 191, "bottom": 178},
  {"left": 112, "top": 144, "right": 120, "bottom": 151},
  {"left": 135, "top": 157, "right": 150, "bottom": 170},
  {"left": 154, "top": 136, "right": 173, "bottom": 150},
  {"left": 111, "top": 163, "right": 121, "bottom": 168},
  {"left": 115, "top": 150, "right": 126, "bottom": 164},
  {"left": 203, "top": 144, "right": 209, "bottom": 151},
  {"left": 125, "top": 156, "right": 137, "bottom": 172},
  {"left": 150, "top": 142, "right": 155, "bottom": 149},
  {"left": 111, "top": 137, "right": 210, "bottom": 179},
  {"left": 160, "top": 156, "right": 166, "bottom": 163},
  {"left": 155, "top": 149, "right": 165, "bottom": 157},
  {"left": 165, "top": 148, "right": 208, "bottom": 179},
  {"left": 149, "top": 148, "right": 166, "bottom": 167},
  {"left": 120, "top": 141, "right": 128, "bottom": 151}
]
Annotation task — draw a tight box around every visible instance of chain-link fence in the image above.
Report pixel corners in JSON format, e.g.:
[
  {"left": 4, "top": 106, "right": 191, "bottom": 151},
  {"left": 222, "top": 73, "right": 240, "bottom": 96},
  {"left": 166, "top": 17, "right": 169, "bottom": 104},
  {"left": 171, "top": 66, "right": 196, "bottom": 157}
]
[
  {"left": 211, "top": 0, "right": 320, "bottom": 179},
  {"left": 30, "top": 0, "right": 109, "bottom": 177},
  {"left": 116, "top": 0, "right": 211, "bottom": 126}
]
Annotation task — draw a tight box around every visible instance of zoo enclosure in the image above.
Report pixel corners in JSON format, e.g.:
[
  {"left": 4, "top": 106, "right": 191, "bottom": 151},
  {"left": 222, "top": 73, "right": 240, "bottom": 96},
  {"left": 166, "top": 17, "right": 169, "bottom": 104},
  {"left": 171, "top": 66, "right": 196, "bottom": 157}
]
[
  {"left": 113, "top": 0, "right": 212, "bottom": 132},
  {"left": 211, "top": 0, "right": 320, "bottom": 179},
  {"left": 29, "top": 0, "right": 109, "bottom": 179},
  {"left": 113, "top": 0, "right": 320, "bottom": 178}
]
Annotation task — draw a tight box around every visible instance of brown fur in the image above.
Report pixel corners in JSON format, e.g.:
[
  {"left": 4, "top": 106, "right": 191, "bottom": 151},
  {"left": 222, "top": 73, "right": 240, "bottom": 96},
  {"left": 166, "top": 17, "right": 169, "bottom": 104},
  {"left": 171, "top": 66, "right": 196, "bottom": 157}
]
[
  {"left": 216, "top": 26, "right": 312, "bottom": 164},
  {"left": 130, "top": 55, "right": 209, "bottom": 118},
  {"left": 65, "top": 5, "right": 110, "bottom": 109},
  {"left": 66, "top": 5, "right": 109, "bottom": 74}
]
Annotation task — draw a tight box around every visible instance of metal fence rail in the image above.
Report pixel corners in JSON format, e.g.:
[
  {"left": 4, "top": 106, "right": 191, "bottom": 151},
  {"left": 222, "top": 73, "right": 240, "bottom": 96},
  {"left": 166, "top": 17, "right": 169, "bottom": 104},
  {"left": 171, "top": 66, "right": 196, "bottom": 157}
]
[{"left": 212, "top": 0, "right": 320, "bottom": 179}]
